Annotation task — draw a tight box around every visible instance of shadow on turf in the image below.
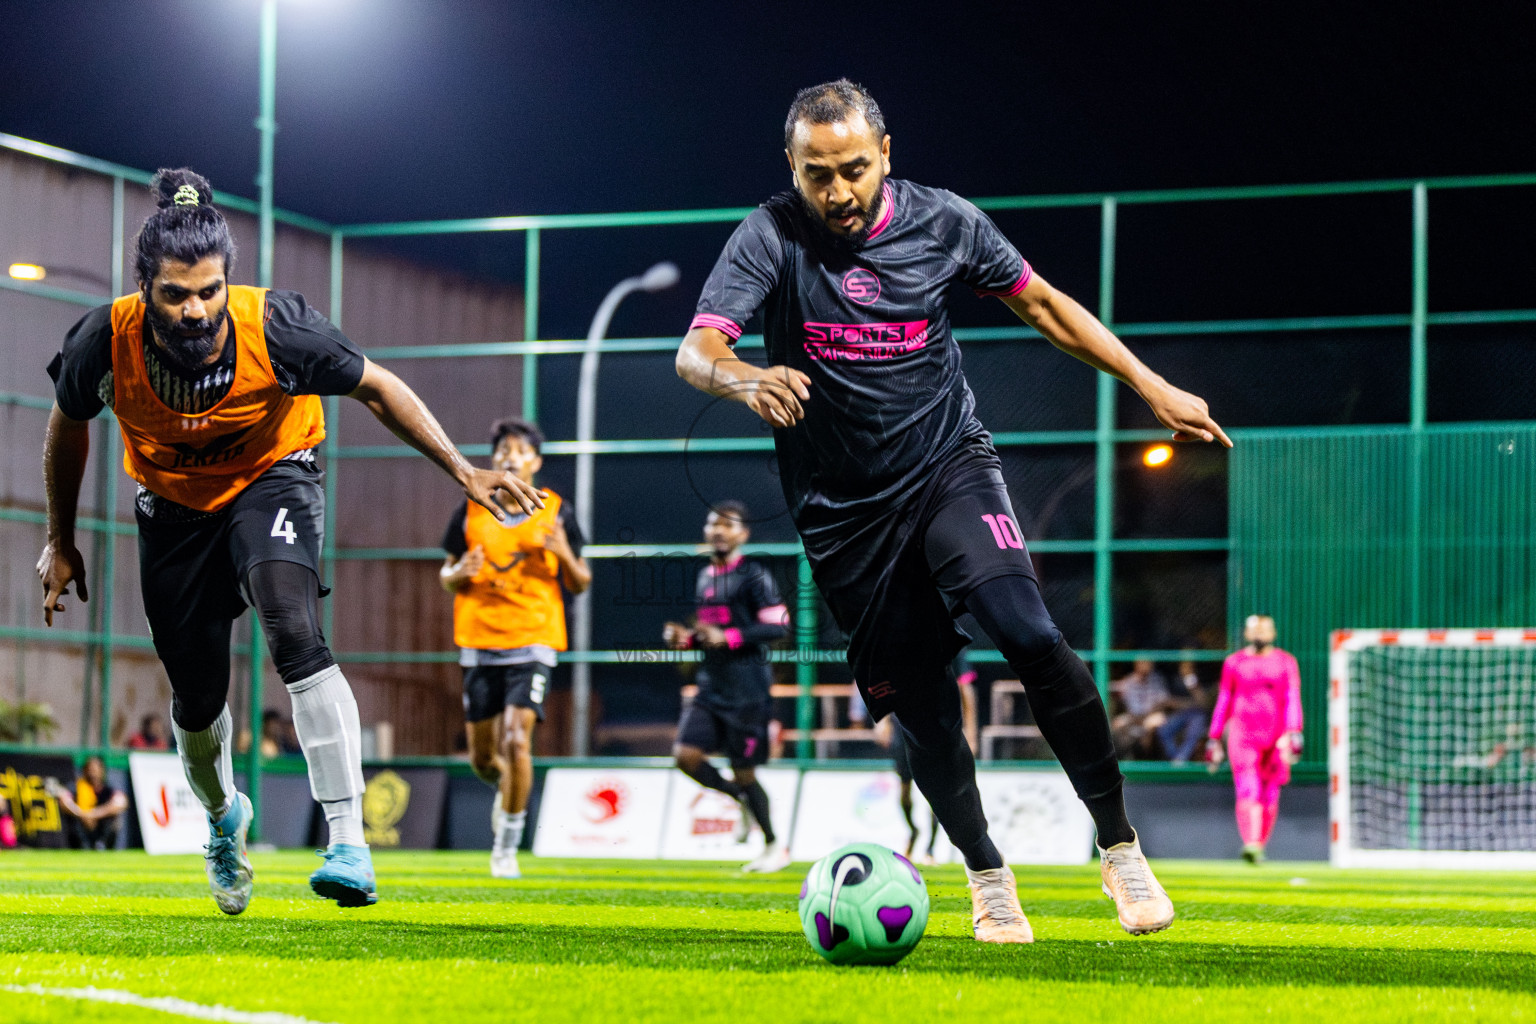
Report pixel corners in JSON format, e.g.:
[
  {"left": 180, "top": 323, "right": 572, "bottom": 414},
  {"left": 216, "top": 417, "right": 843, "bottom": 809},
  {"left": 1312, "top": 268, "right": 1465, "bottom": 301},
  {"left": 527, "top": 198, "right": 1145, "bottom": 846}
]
[{"left": 2, "top": 917, "right": 1531, "bottom": 990}]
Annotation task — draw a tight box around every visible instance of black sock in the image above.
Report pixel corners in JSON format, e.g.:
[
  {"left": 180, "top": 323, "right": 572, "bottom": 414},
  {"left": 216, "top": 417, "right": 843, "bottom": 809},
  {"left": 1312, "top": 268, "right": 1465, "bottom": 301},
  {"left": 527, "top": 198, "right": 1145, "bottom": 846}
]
[
  {"left": 680, "top": 759, "right": 741, "bottom": 799},
  {"left": 899, "top": 715, "right": 1004, "bottom": 871},
  {"left": 741, "top": 780, "right": 775, "bottom": 844},
  {"left": 965, "top": 576, "right": 1137, "bottom": 849}
]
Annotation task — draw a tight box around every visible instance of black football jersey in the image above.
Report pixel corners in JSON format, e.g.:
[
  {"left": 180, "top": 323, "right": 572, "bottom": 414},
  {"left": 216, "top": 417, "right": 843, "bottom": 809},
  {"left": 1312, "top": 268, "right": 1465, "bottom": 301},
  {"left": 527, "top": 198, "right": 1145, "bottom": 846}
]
[
  {"left": 692, "top": 178, "right": 1030, "bottom": 543},
  {"left": 692, "top": 556, "right": 787, "bottom": 708}
]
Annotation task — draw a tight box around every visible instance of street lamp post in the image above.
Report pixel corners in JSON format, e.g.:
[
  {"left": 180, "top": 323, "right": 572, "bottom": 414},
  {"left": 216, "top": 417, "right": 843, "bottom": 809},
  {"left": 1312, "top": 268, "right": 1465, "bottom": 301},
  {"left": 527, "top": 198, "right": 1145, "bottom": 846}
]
[{"left": 570, "top": 262, "right": 680, "bottom": 756}]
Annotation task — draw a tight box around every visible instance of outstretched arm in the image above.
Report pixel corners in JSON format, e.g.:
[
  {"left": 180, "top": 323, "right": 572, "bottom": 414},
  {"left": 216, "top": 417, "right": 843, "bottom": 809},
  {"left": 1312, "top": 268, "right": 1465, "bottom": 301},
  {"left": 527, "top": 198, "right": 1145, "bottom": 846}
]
[
  {"left": 1002, "top": 275, "right": 1231, "bottom": 447},
  {"left": 37, "top": 404, "right": 92, "bottom": 626},
  {"left": 348, "top": 359, "right": 544, "bottom": 521},
  {"left": 676, "top": 327, "right": 811, "bottom": 428}
]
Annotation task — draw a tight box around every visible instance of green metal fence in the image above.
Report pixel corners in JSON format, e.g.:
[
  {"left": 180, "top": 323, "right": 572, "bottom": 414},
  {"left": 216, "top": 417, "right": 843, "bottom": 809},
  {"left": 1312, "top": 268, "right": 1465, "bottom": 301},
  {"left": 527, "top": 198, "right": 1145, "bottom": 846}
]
[
  {"left": 1230, "top": 423, "right": 1536, "bottom": 758},
  {"left": 4, "top": 131, "right": 1535, "bottom": 795}
]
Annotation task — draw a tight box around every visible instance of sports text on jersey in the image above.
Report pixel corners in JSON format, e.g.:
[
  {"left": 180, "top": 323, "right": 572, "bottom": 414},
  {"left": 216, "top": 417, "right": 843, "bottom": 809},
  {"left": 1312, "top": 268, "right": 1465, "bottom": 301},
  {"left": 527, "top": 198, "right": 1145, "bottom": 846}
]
[{"left": 803, "top": 320, "right": 929, "bottom": 361}]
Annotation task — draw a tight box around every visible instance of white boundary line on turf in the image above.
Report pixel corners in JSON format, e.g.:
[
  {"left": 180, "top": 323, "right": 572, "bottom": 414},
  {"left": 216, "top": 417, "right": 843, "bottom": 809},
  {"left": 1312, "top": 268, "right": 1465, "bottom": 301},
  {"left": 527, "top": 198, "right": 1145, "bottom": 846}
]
[{"left": 0, "top": 985, "right": 336, "bottom": 1024}]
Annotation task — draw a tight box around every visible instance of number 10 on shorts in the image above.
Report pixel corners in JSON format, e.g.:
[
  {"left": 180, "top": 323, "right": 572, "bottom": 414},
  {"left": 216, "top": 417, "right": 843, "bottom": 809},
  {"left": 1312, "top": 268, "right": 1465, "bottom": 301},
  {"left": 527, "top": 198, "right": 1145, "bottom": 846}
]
[
  {"left": 271, "top": 508, "right": 297, "bottom": 545},
  {"left": 981, "top": 513, "right": 1024, "bottom": 550}
]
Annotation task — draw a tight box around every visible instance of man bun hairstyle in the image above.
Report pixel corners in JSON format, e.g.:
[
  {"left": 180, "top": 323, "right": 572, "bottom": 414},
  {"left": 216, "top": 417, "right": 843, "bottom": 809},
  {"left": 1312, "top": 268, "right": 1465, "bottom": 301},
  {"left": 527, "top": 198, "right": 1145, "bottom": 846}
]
[
  {"left": 491, "top": 417, "right": 544, "bottom": 454},
  {"left": 784, "top": 78, "right": 886, "bottom": 150},
  {"left": 134, "top": 168, "right": 237, "bottom": 287}
]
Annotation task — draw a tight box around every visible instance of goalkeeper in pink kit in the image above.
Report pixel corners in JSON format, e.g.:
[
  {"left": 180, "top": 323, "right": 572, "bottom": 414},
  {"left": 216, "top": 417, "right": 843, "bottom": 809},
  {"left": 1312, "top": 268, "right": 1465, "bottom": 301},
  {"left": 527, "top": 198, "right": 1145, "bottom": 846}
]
[{"left": 1206, "top": 615, "right": 1303, "bottom": 862}]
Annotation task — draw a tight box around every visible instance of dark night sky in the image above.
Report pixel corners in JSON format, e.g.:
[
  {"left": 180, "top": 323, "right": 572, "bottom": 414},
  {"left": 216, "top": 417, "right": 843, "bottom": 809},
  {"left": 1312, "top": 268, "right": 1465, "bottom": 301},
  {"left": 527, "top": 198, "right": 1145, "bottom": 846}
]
[{"left": 3, "top": 0, "right": 1532, "bottom": 338}]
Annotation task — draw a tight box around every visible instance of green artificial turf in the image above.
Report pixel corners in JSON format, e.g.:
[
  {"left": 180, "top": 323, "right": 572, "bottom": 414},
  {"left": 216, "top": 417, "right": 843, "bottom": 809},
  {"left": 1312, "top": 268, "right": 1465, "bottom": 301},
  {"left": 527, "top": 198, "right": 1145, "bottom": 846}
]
[{"left": 0, "top": 850, "right": 1532, "bottom": 1022}]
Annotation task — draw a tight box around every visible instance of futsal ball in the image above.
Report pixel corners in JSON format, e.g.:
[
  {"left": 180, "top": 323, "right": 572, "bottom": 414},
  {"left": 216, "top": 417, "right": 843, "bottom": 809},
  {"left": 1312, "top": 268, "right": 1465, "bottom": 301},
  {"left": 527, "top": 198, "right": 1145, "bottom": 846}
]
[{"left": 798, "top": 842, "right": 929, "bottom": 966}]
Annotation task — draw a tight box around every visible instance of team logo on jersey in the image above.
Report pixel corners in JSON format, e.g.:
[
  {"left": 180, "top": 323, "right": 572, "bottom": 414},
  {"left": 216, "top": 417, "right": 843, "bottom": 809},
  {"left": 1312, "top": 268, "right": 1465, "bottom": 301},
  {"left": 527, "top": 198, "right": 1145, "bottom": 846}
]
[
  {"left": 163, "top": 426, "right": 251, "bottom": 469},
  {"left": 841, "top": 268, "right": 881, "bottom": 305}
]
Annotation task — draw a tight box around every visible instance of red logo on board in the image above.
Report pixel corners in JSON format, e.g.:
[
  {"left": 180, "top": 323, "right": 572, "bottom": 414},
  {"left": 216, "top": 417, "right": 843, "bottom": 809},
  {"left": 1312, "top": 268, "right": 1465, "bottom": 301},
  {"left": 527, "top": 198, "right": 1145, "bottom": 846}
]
[{"left": 842, "top": 268, "right": 881, "bottom": 305}]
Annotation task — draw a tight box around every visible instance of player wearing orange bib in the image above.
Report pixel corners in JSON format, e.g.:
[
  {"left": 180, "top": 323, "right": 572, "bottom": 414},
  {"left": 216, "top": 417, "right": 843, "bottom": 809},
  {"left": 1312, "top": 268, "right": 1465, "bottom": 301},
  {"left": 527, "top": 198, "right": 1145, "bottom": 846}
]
[
  {"left": 38, "top": 169, "right": 543, "bottom": 914},
  {"left": 442, "top": 419, "right": 590, "bottom": 878}
]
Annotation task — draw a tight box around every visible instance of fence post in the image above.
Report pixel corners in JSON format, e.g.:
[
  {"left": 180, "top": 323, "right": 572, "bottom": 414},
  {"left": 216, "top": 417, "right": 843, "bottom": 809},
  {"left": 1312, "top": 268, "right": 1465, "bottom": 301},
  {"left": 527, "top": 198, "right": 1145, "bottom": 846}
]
[{"left": 1092, "top": 197, "right": 1118, "bottom": 696}]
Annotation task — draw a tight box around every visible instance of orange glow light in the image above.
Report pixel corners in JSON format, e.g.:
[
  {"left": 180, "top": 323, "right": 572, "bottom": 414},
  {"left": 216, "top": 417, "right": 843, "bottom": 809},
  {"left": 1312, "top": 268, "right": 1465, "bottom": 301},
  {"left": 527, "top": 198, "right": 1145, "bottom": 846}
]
[
  {"left": 8, "top": 263, "right": 46, "bottom": 281},
  {"left": 1143, "top": 444, "right": 1173, "bottom": 468}
]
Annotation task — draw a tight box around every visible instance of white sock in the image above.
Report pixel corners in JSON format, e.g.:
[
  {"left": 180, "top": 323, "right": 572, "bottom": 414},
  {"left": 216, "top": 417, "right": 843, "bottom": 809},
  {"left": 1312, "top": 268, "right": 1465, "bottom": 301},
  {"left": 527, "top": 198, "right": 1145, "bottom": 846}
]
[
  {"left": 173, "top": 705, "right": 233, "bottom": 818},
  {"left": 287, "top": 665, "right": 366, "bottom": 849},
  {"left": 499, "top": 810, "right": 526, "bottom": 852},
  {"left": 491, "top": 803, "right": 507, "bottom": 852},
  {"left": 324, "top": 796, "right": 365, "bottom": 848}
]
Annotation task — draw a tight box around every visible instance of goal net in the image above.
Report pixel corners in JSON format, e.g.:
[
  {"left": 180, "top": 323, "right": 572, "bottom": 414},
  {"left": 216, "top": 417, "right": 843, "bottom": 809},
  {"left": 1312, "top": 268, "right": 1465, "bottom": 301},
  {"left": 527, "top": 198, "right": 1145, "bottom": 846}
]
[{"left": 1330, "top": 629, "right": 1536, "bottom": 868}]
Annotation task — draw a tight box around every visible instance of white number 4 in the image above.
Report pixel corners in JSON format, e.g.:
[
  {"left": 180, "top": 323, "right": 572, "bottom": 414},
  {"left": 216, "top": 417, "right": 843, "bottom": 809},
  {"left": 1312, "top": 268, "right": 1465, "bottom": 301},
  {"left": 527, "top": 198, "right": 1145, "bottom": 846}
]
[{"left": 271, "top": 508, "right": 297, "bottom": 545}]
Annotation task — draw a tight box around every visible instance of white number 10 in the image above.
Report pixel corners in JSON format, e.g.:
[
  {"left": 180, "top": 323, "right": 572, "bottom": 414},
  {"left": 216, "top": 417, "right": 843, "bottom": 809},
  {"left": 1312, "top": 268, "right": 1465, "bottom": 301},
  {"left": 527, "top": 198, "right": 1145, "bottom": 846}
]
[{"left": 271, "top": 508, "right": 297, "bottom": 545}]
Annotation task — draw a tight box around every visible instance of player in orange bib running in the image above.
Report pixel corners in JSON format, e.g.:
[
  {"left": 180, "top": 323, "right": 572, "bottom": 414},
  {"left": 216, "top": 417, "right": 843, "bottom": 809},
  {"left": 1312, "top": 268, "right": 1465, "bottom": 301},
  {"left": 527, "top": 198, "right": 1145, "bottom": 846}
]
[
  {"left": 441, "top": 418, "right": 590, "bottom": 878},
  {"left": 38, "top": 169, "right": 543, "bottom": 915}
]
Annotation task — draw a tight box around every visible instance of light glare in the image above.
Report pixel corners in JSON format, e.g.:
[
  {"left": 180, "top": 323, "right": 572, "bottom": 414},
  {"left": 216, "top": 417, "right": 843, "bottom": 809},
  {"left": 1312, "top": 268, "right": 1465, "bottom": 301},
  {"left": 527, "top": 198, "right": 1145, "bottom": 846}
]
[
  {"left": 1143, "top": 444, "right": 1173, "bottom": 468},
  {"left": 8, "top": 263, "right": 46, "bottom": 281}
]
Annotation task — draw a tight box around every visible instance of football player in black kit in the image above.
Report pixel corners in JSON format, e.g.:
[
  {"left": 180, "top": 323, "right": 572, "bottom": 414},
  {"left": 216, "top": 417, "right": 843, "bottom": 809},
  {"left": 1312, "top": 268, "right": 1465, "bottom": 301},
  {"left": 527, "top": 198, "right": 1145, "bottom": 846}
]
[
  {"left": 663, "top": 501, "right": 791, "bottom": 872},
  {"left": 676, "top": 80, "right": 1232, "bottom": 941}
]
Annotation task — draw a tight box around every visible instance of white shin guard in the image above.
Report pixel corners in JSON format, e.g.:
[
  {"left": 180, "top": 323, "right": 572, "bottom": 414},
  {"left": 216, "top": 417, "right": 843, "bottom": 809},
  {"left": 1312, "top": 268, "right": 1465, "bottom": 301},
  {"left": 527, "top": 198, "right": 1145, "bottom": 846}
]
[
  {"left": 173, "top": 705, "right": 234, "bottom": 818},
  {"left": 287, "top": 665, "right": 366, "bottom": 847}
]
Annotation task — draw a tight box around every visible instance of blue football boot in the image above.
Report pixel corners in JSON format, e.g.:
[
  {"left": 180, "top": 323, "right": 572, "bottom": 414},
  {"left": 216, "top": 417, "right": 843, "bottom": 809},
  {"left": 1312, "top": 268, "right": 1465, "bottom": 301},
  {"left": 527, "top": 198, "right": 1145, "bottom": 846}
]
[
  {"left": 205, "top": 793, "right": 255, "bottom": 916},
  {"left": 310, "top": 844, "right": 379, "bottom": 907}
]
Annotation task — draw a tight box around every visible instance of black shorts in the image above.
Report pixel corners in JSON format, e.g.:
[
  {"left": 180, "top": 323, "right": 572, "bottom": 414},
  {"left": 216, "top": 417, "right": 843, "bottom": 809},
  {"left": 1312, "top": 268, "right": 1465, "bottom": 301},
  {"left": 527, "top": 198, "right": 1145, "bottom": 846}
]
[
  {"left": 675, "top": 701, "right": 770, "bottom": 768},
  {"left": 804, "top": 441, "right": 1038, "bottom": 721},
  {"left": 136, "top": 459, "right": 327, "bottom": 641},
  {"left": 462, "top": 663, "right": 551, "bottom": 723}
]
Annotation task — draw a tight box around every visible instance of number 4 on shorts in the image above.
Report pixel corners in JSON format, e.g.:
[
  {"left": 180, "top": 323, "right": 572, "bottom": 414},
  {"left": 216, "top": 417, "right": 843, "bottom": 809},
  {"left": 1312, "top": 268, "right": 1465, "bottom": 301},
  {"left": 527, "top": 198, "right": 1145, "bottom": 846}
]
[{"left": 271, "top": 507, "right": 297, "bottom": 545}]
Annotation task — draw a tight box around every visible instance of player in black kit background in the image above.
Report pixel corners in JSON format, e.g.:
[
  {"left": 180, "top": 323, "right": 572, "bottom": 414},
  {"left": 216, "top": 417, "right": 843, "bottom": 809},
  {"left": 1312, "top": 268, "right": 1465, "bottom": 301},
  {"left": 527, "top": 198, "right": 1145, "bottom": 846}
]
[
  {"left": 676, "top": 80, "right": 1232, "bottom": 942},
  {"left": 663, "top": 501, "right": 791, "bottom": 872}
]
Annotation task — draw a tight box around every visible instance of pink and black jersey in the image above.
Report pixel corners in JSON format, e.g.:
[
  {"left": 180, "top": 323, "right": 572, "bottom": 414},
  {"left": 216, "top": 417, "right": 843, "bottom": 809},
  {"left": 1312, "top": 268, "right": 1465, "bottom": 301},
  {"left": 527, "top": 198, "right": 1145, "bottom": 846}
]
[
  {"left": 690, "top": 556, "right": 789, "bottom": 709},
  {"left": 692, "top": 179, "right": 1031, "bottom": 536}
]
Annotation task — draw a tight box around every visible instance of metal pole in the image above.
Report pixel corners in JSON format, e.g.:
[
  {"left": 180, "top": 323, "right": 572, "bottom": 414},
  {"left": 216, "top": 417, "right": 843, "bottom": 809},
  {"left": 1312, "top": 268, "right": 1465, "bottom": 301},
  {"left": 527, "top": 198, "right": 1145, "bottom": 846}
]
[
  {"left": 246, "top": 0, "right": 277, "bottom": 838},
  {"left": 256, "top": 0, "right": 277, "bottom": 289},
  {"left": 322, "top": 233, "right": 344, "bottom": 641},
  {"left": 571, "top": 264, "right": 678, "bottom": 755},
  {"left": 97, "top": 175, "right": 124, "bottom": 749},
  {"left": 1092, "top": 197, "right": 1118, "bottom": 695},
  {"left": 795, "top": 553, "right": 816, "bottom": 761},
  {"left": 1408, "top": 183, "right": 1428, "bottom": 625},
  {"left": 522, "top": 228, "right": 540, "bottom": 421}
]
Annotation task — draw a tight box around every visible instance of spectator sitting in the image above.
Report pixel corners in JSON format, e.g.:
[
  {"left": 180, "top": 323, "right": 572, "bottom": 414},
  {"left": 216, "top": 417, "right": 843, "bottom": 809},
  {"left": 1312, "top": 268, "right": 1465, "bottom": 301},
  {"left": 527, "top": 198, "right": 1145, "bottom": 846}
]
[
  {"left": 127, "top": 712, "right": 170, "bottom": 751},
  {"left": 1157, "top": 660, "right": 1212, "bottom": 764},
  {"left": 1110, "top": 659, "right": 1173, "bottom": 759},
  {"left": 50, "top": 756, "right": 128, "bottom": 850}
]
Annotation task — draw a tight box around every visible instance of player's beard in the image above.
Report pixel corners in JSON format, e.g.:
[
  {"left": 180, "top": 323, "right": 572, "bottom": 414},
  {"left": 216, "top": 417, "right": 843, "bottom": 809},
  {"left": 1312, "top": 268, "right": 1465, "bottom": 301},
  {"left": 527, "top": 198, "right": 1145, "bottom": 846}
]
[
  {"left": 800, "top": 175, "right": 886, "bottom": 251},
  {"left": 146, "top": 303, "right": 228, "bottom": 375}
]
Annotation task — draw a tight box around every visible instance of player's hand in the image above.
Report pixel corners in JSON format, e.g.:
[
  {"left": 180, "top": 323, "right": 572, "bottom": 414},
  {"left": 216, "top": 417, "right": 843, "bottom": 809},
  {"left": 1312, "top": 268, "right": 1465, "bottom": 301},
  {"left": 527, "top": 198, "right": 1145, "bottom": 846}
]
[
  {"left": 541, "top": 517, "right": 574, "bottom": 560},
  {"left": 741, "top": 365, "right": 811, "bottom": 428},
  {"left": 695, "top": 624, "right": 728, "bottom": 648},
  {"left": 1143, "top": 380, "right": 1233, "bottom": 448},
  {"left": 460, "top": 545, "right": 486, "bottom": 577},
  {"left": 1277, "top": 731, "right": 1303, "bottom": 765},
  {"left": 464, "top": 467, "right": 545, "bottom": 520},
  {"left": 662, "top": 622, "right": 692, "bottom": 650},
  {"left": 1205, "top": 738, "right": 1225, "bottom": 768},
  {"left": 37, "top": 540, "right": 89, "bottom": 627}
]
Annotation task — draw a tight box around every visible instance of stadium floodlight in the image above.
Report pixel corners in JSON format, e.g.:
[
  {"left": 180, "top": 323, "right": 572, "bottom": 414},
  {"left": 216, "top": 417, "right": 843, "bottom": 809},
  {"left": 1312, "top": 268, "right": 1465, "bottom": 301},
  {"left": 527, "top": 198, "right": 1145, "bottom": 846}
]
[
  {"left": 1143, "top": 444, "right": 1173, "bottom": 468},
  {"left": 8, "top": 263, "right": 46, "bottom": 281},
  {"left": 569, "top": 262, "right": 681, "bottom": 755},
  {"left": 1330, "top": 627, "right": 1536, "bottom": 869}
]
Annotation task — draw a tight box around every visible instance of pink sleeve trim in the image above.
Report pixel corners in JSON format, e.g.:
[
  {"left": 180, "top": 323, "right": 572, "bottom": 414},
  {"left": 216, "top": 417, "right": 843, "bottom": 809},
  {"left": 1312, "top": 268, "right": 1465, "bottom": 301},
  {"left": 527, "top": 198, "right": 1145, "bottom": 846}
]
[
  {"left": 956, "top": 671, "right": 978, "bottom": 688},
  {"left": 723, "top": 628, "right": 744, "bottom": 650},
  {"left": 690, "top": 313, "right": 743, "bottom": 341},
  {"left": 975, "top": 261, "right": 1033, "bottom": 298},
  {"left": 757, "top": 604, "right": 789, "bottom": 626}
]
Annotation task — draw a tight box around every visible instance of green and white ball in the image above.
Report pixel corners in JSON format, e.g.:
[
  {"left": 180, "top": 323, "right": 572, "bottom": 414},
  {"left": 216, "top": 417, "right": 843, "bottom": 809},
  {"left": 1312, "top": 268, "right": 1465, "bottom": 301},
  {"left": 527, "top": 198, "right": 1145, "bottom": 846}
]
[{"left": 797, "top": 842, "right": 930, "bottom": 965}]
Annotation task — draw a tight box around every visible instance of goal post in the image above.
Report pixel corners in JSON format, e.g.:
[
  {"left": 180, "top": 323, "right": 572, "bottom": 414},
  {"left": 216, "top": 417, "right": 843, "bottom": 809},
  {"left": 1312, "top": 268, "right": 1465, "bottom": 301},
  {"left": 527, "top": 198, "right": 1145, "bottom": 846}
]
[{"left": 1330, "top": 628, "right": 1536, "bottom": 869}]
